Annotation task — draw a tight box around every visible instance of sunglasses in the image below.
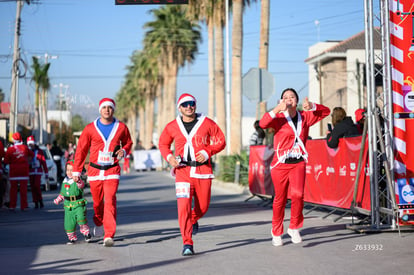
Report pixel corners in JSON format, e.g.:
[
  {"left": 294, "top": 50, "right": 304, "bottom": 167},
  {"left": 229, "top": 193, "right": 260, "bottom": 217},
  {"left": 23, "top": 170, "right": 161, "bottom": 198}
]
[{"left": 180, "top": 101, "right": 196, "bottom": 108}]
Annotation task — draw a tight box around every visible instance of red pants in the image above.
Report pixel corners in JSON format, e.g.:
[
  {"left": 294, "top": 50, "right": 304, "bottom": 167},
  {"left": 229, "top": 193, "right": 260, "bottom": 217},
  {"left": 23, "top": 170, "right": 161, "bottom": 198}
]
[
  {"left": 123, "top": 159, "right": 130, "bottom": 173},
  {"left": 270, "top": 162, "right": 306, "bottom": 236},
  {"left": 29, "top": 175, "right": 43, "bottom": 203},
  {"left": 175, "top": 166, "right": 212, "bottom": 245},
  {"left": 89, "top": 179, "right": 119, "bottom": 238},
  {"left": 9, "top": 179, "right": 28, "bottom": 210}
]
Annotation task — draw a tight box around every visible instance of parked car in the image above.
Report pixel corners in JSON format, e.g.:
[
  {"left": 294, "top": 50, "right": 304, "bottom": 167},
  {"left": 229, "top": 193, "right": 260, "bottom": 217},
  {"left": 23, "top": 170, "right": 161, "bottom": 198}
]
[{"left": 39, "top": 145, "right": 58, "bottom": 191}]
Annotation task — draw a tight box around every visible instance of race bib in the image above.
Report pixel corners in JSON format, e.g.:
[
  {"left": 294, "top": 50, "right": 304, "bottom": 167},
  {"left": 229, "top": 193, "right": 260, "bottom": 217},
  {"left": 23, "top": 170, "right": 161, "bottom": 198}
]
[
  {"left": 175, "top": 182, "right": 190, "bottom": 199},
  {"left": 286, "top": 142, "right": 302, "bottom": 159},
  {"left": 97, "top": 151, "right": 114, "bottom": 165},
  {"left": 33, "top": 159, "right": 40, "bottom": 168}
]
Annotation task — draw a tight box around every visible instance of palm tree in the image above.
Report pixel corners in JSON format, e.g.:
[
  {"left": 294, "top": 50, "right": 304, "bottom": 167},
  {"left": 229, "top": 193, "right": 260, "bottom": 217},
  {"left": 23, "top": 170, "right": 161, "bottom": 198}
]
[
  {"left": 230, "top": 0, "right": 255, "bottom": 154},
  {"left": 31, "top": 56, "right": 50, "bottom": 143},
  {"left": 258, "top": 0, "right": 270, "bottom": 119},
  {"left": 40, "top": 73, "right": 51, "bottom": 144},
  {"left": 230, "top": 0, "right": 243, "bottom": 155},
  {"left": 132, "top": 49, "right": 160, "bottom": 148},
  {"left": 187, "top": 0, "right": 228, "bottom": 153},
  {"left": 144, "top": 5, "right": 202, "bottom": 132}
]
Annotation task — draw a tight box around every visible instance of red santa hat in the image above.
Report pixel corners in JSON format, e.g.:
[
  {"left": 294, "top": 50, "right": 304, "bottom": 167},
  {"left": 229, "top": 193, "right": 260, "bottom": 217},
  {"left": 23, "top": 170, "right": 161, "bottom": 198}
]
[
  {"left": 355, "top": 108, "right": 366, "bottom": 123},
  {"left": 177, "top": 93, "right": 197, "bottom": 108},
  {"left": 27, "top": 135, "right": 35, "bottom": 145},
  {"left": 12, "top": 132, "right": 22, "bottom": 143},
  {"left": 99, "top": 98, "right": 116, "bottom": 112}
]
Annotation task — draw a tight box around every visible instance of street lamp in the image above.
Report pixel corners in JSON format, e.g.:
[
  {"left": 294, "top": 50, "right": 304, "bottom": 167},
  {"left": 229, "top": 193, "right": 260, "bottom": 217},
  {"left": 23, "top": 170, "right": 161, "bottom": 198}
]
[{"left": 53, "top": 83, "right": 69, "bottom": 131}]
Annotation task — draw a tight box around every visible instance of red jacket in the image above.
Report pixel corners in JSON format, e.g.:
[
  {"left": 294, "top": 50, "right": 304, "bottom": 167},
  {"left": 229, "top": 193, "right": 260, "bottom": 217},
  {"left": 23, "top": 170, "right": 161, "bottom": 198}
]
[
  {"left": 29, "top": 147, "right": 48, "bottom": 177},
  {"left": 4, "top": 143, "right": 34, "bottom": 180},
  {"left": 159, "top": 114, "right": 226, "bottom": 179},
  {"left": 260, "top": 104, "right": 330, "bottom": 168},
  {"left": 72, "top": 118, "right": 133, "bottom": 181}
]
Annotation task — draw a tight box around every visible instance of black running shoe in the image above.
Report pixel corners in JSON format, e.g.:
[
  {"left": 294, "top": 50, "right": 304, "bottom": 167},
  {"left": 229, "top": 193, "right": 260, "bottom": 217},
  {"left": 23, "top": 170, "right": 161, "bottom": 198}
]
[
  {"left": 85, "top": 233, "right": 92, "bottom": 242},
  {"left": 66, "top": 240, "right": 76, "bottom": 245},
  {"left": 182, "top": 244, "right": 195, "bottom": 256},
  {"left": 192, "top": 222, "right": 199, "bottom": 235}
]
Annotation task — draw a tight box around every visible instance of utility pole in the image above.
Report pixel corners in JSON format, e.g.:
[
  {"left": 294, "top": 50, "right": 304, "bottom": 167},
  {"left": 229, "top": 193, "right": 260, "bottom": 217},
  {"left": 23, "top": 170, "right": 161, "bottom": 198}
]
[{"left": 9, "top": 0, "right": 25, "bottom": 141}]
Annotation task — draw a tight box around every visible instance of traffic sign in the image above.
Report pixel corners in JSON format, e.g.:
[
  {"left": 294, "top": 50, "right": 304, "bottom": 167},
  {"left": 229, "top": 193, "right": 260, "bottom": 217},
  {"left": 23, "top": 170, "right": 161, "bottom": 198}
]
[{"left": 242, "top": 68, "right": 275, "bottom": 102}]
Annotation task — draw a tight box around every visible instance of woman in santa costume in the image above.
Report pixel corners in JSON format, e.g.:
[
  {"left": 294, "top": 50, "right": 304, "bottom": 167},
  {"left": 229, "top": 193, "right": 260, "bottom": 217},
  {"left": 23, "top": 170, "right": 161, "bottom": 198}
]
[
  {"left": 159, "top": 93, "right": 226, "bottom": 256},
  {"left": 72, "top": 98, "right": 133, "bottom": 247},
  {"left": 27, "top": 135, "right": 48, "bottom": 209},
  {"left": 4, "top": 132, "right": 34, "bottom": 211},
  {"left": 259, "top": 88, "right": 330, "bottom": 246}
]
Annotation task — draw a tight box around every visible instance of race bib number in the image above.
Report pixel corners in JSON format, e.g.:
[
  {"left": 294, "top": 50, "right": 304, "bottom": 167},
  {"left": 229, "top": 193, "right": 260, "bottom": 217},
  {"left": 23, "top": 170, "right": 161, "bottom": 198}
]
[
  {"left": 286, "top": 142, "right": 302, "bottom": 159},
  {"left": 175, "top": 182, "right": 190, "bottom": 199},
  {"left": 97, "top": 151, "right": 114, "bottom": 165}
]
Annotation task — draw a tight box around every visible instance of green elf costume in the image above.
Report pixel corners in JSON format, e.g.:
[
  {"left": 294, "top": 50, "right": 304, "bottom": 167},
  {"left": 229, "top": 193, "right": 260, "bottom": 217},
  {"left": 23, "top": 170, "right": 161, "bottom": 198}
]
[{"left": 54, "top": 160, "right": 91, "bottom": 244}]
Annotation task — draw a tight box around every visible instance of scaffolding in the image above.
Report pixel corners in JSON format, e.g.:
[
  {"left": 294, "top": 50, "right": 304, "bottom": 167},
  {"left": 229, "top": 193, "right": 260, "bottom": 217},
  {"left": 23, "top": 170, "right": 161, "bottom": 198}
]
[{"left": 350, "top": 0, "right": 414, "bottom": 233}]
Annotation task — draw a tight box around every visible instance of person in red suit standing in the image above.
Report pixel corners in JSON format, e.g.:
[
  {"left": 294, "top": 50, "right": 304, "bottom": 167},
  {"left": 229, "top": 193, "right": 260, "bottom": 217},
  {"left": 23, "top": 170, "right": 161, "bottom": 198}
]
[
  {"left": 0, "top": 139, "right": 6, "bottom": 208},
  {"left": 27, "top": 135, "right": 48, "bottom": 209},
  {"left": 4, "top": 132, "right": 34, "bottom": 211},
  {"left": 72, "top": 98, "right": 133, "bottom": 247},
  {"left": 260, "top": 88, "right": 330, "bottom": 246},
  {"left": 159, "top": 93, "right": 226, "bottom": 256}
]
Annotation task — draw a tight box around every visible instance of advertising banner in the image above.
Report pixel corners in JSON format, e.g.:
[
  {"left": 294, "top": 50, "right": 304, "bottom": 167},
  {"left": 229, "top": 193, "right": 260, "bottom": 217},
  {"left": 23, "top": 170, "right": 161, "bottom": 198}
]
[
  {"left": 248, "top": 137, "right": 371, "bottom": 210},
  {"left": 390, "top": 0, "right": 414, "bottom": 224},
  {"left": 133, "top": 149, "right": 163, "bottom": 171}
]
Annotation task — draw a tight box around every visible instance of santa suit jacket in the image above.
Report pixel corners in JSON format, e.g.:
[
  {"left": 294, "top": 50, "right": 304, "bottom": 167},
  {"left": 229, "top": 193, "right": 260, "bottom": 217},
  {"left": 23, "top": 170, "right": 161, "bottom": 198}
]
[
  {"left": 159, "top": 113, "right": 226, "bottom": 179},
  {"left": 4, "top": 143, "right": 34, "bottom": 180},
  {"left": 260, "top": 104, "right": 330, "bottom": 168},
  {"left": 72, "top": 118, "right": 133, "bottom": 181},
  {"left": 29, "top": 147, "right": 48, "bottom": 176}
]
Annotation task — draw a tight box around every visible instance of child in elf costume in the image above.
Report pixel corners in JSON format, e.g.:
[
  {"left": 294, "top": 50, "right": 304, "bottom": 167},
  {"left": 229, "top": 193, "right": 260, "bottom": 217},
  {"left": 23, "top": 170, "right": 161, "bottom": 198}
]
[{"left": 54, "top": 160, "right": 91, "bottom": 244}]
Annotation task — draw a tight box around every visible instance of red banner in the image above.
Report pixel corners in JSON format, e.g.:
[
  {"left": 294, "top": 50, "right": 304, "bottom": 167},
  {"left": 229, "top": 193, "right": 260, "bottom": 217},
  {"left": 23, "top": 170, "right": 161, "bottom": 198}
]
[{"left": 248, "top": 137, "right": 371, "bottom": 210}]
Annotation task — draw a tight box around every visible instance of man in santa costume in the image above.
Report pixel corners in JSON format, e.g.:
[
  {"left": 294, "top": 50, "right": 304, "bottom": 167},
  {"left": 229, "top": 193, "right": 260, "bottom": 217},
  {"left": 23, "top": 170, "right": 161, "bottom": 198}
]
[
  {"left": 27, "top": 135, "right": 48, "bottom": 209},
  {"left": 4, "top": 132, "right": 34, "bottom": 211},
  {"left": 72, "top": 98, "right": 133, "bottom": 247},
  {"left": 159, "top": 93, "right": 226, "bottom": 256}
]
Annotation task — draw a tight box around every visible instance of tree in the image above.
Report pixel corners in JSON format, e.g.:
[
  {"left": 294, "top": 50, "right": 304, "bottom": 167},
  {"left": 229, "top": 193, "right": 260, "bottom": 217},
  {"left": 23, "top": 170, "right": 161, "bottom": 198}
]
[
  {"left": 71, "top": 114, "right": 86, "bottom": 132},
  {"left": 31, "top": 56, "right": 50, "bottom": 143},
  {"left": 144, "top": 5, "right": 202, "bottom": 132},
  {"left": 230, "top": 0, "right": 243, "bottom": 154},
  {"left": 0, "top": 88, "right": 4, "bottom": 103},
  {"left": 258, "top": 0, "right": 270, "bottom": 119}
]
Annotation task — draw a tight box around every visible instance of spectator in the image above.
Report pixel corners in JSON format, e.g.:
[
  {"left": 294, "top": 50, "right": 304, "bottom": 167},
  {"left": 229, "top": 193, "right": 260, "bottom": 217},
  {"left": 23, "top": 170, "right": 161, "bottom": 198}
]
[
  {"left": 326, "top": 107, "right": 360, "bottom": 148},
  {"left": 135, "top": 140, "right": 145, "bottom": 150},
  {"left": 0, "top": 138, "right": 5, "bottom": 208},
  {"left": 123, "top": 153, "right": 131, "bottom": 174},
  {"left": 355, "top": 108, "right": 366, "bottom": 134},
  {"left": 249, "top": 120, "right": 266, "bottom": 145},
  {"left": 4, "top": 132, "right": 34, "bottom": 211},
  {"left": 50, "top": 140, "right": 64, "bottom": 182},
  {"left": 65, "top": 142, "right": 76, "bottom": 161},
  {"left": 27, "top": 135, "right": 48, "bottom": 209},
  {"left": 149, "top": 141, "right": 157, "bottom": 150}
]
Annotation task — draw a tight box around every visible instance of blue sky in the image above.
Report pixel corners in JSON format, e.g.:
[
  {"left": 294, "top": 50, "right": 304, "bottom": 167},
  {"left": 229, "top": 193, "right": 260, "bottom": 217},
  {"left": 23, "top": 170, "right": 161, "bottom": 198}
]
[{"left": 0, "top": 0, "right": 369, "bottom": 121}]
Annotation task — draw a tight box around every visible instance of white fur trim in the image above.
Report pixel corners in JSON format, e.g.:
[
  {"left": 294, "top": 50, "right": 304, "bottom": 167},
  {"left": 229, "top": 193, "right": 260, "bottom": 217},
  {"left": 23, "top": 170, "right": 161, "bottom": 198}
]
[
  {"left": 177, "top": 95, "right": 196, "bottom": 108},
  {"left": 99, "top": 101, "right": 115, "bottom": 112}
]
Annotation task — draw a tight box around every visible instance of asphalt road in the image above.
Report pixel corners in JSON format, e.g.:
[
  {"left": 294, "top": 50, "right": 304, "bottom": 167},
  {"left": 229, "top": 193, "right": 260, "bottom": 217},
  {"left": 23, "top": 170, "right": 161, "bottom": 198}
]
[{"left": 0, "top": 170, "right": 413, "bottom": 275}]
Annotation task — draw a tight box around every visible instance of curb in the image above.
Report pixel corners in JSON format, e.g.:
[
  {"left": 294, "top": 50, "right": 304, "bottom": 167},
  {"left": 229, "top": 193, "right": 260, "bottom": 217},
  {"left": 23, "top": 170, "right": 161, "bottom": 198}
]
[{"left": 212, "top": 179, "right": 251, "bottom": 195}]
